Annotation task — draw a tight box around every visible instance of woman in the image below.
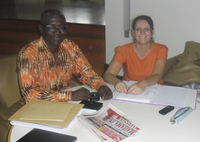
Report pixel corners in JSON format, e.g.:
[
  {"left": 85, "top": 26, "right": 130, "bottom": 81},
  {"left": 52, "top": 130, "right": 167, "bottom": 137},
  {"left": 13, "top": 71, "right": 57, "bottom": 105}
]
[{"left": 103, "top": 15, "right": 168, "bottom": 95}]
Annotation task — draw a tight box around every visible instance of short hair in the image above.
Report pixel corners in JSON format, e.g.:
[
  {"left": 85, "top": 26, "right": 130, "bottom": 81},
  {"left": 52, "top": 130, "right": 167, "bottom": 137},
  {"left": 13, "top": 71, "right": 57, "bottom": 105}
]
[
  {"left": 40, "top": 9, "right": 66, "bottom": 25},
  {"left": 132, "top": 15, "right": 154, "bottom": 32}
]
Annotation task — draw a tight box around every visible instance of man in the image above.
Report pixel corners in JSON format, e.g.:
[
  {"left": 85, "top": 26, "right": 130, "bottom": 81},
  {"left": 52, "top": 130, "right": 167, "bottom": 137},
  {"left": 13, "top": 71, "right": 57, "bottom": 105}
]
[{"left": 17, "top": 9, "right": 112, "bottom": 105}]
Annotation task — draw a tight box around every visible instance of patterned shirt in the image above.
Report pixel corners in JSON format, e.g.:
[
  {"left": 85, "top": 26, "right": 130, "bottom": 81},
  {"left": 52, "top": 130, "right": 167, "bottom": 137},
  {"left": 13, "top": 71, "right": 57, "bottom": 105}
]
[{"left": 17, "top": 36, "right": 106, "bottom": 105}]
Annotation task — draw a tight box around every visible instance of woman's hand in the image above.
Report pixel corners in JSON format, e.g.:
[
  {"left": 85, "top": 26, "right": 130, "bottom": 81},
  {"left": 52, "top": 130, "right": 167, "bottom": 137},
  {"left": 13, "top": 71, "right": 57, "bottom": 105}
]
[
  {"left": 127, "top": 81, "right": 146, "bottom": 95},
  {"left": 115, "top": 81, "right": 128, "bottom": 94}
]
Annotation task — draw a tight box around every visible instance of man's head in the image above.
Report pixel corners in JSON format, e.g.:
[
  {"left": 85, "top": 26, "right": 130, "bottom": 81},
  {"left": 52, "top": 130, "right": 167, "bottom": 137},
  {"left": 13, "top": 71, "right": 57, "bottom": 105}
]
[{"left": 39, "top": 9, "right": 67, "bottom": 51}]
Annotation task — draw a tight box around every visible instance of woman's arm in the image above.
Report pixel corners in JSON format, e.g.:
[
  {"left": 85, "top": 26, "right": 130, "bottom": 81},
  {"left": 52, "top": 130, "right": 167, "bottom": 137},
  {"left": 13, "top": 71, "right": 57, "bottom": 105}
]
[
  {"left": 103, "top": 60, "right": 128, "bottom": 93},
  {"left": 145, "top": 58, "right": 166, "bottom": 85},
  {"left": 103, "top": 60, "right": 122, "bottom": 85}
]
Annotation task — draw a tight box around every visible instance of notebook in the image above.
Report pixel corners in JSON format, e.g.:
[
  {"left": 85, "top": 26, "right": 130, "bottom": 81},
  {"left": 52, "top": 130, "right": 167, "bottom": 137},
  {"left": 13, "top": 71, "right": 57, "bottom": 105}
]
[
  {"left": 17, "top": 129, "right": 77, "bottom": 142},
  {"left": 9, "top": 99, "right": 84, "bottom": 133},
  {"left": 113, "top": 81, "right": 197, "bottom": 109}
]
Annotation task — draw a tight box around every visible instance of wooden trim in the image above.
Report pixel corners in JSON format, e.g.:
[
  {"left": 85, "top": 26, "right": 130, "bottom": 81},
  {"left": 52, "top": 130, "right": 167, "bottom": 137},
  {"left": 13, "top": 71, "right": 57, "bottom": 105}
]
[
  {"left": 0, "top": 19, "right": 105, "bottom": 77},
  {"left": 7, "top": 125, "right": 13, "bottom": 142}
]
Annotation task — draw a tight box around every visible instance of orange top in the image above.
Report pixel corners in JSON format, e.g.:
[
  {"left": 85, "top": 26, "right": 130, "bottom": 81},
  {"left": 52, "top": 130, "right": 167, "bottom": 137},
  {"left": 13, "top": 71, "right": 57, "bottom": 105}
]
[
  {"left": 17, "top": 37, "right": 106, "bottom": 105},
  {"left": 114, "top": 42, "right": 168, "bottom": 83}
]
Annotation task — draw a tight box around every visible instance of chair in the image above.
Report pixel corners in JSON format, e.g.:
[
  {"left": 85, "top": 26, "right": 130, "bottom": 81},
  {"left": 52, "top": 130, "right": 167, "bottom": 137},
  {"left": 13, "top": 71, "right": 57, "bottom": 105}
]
[{"left": 0, "top": 54, "right": 22, "bottom": 142}]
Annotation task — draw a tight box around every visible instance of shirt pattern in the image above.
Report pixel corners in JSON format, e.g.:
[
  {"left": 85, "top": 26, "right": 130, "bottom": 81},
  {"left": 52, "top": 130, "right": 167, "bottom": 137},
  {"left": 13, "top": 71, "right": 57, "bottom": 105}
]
[{"left": 17, "top": 36, "right": 106, "bottom": 105}]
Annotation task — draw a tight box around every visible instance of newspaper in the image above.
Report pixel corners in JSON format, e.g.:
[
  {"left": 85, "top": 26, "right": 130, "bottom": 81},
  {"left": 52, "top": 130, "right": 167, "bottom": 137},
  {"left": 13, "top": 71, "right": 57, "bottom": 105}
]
[{"left": 78, "top": 103, "right": 141, "bottom": 142}]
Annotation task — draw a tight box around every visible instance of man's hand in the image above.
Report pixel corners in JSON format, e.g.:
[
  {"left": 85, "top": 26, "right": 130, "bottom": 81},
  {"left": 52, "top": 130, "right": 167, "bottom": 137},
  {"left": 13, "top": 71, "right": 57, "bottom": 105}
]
[
  {"left": 98, "top": 85, "right": 113, "bottom": 100},
  {"left": 71, "top": 88, "right": 91, "bottom": 101}
]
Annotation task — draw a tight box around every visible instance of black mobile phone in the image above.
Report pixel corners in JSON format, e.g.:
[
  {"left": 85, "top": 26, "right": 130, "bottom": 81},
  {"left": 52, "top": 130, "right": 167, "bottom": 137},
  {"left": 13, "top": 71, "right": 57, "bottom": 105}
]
[
  {"left": 79, "top": 100, "right": 103, "bottom": 110},
  {"left": 159, "top": 105, "right": 174, "bottom": 115}
]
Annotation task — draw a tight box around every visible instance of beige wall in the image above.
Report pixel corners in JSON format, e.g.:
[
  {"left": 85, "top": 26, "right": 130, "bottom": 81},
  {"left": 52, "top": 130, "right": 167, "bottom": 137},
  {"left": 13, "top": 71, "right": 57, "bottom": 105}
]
[{"left": 105, "top": 0, "right": 200, "bottom": 70}]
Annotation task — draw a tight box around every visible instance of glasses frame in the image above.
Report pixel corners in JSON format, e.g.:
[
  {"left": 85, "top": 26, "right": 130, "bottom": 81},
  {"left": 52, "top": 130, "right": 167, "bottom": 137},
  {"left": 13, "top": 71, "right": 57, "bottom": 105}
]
[{"left": 42, "top": 24, "right": 67, "bottom": 32}]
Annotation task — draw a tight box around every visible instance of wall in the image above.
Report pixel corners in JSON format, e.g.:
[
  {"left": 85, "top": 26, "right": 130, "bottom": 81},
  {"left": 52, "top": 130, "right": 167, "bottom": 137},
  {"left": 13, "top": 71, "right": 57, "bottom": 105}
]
[
  {"left": 105, "top": 0, "right": 200, "bottom": 74},
  {"left": 0, "top": 19, "right": 105, "bottom": 77}
]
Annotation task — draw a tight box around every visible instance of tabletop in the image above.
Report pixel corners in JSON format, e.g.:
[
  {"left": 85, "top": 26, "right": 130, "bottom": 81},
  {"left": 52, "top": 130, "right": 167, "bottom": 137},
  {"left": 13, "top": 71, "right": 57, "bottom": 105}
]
[{"left": 8, "top": 84, "right": 200, "bottom": 142}]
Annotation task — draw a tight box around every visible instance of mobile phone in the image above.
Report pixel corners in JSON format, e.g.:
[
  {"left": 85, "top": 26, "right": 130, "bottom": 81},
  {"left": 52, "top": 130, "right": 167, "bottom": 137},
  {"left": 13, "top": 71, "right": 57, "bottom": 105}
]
[
  {"left": 159, "top": 105, "right": 174, "bottom": 115},
  {"left": 79, "top": 100, "right": 103, "bottom": 110}
]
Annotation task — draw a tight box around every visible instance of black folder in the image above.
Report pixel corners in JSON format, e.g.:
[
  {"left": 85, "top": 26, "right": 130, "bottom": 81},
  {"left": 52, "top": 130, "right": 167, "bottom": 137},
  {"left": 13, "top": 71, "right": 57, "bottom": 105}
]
[{"left": 17, "top": 129, "right": 77, "bottom": 142}]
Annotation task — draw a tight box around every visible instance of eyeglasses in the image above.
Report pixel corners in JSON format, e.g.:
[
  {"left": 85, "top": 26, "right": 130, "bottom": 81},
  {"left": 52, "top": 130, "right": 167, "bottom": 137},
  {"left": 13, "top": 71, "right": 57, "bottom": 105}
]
[{"left": 42, "top": 24, "right": 67, "bottom": 32}]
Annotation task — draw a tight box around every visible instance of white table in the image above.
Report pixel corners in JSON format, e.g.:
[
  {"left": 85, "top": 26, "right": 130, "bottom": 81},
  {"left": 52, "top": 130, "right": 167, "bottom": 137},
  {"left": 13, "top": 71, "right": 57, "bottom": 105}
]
[{"left": 8, "top": 85, "right": 200, "bottom": 142}]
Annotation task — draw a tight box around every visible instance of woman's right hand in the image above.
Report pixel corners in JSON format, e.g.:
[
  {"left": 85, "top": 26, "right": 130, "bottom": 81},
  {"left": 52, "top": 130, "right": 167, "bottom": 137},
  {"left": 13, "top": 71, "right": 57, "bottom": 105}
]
[{"left": 114, "top": 81, "right": 128, "bottom": 94}]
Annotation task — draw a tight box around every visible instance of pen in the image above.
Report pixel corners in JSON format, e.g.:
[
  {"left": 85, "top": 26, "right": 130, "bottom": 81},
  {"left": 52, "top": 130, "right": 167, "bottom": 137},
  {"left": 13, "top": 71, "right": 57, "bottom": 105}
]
[{"left": 90, "top": 128, "right": 104, "bottom": 142}]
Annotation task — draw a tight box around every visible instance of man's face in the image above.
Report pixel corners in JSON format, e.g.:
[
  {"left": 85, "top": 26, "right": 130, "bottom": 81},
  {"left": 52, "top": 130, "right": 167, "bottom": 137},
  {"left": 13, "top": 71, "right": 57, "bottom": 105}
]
[{"left": 39, "top": 13, "right": 67, "bottom": 50}]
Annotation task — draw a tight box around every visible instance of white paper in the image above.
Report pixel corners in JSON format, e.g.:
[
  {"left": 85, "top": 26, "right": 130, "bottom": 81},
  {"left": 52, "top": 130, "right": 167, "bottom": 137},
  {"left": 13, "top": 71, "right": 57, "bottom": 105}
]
[
  {"left": 78, "top": 103, "right": 141, "bottom": 142},
  {"left": 113, "top": 81, "right": 157, "bottom": 103},
  {"left": 10, "top": 110, "right": 82, "bottom": 134},
  {"left": 63, "top": 85, "right": 96, "bottom": 92},
  {"left": 150, "top": 85, "right": 197, "bottom": 109},
  {"left": 113, "top": 81, "right": 197, "bottom": 109}
]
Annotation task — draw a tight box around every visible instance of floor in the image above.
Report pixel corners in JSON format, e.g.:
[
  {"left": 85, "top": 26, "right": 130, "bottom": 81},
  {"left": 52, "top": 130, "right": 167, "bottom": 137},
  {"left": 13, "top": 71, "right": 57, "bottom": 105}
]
[{"left": 0, "top": 0, "right": 105, "bottom": 25}]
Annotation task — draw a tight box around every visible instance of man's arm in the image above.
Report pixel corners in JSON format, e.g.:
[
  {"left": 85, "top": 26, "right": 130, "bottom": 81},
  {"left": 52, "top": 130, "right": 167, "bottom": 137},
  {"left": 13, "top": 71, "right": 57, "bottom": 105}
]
[
  {"left": 72, "top": 47, "right": 112, "bottom": 100},
  {"left": 72, "top": 47, "right": 105, "bottom": 90}
]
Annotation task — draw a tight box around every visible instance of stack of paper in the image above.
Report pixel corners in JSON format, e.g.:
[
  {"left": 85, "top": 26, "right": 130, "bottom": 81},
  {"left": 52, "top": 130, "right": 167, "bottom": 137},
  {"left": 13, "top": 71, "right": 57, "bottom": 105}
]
[
  {"left": 114, "top": 83, "right": 157, "bottom": 103},
  {"left": 113, "top": 81, "right": 197, "bottom": 109},
  {"left": 9, "top": 99, "right": 84, "bottom": 133}
]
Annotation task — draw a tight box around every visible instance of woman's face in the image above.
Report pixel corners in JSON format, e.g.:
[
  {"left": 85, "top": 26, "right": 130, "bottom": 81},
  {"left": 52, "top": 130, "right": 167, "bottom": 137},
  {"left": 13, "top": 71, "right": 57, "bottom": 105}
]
[{"left": 133, "top": 19, "right": 154, "bottom": 45}]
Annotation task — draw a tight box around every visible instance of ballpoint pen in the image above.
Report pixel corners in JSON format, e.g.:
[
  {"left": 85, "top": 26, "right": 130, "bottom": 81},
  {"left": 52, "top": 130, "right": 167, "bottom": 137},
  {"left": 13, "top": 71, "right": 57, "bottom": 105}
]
[{"left": 90, "top": 128, "right": 105, "bottom": 142}]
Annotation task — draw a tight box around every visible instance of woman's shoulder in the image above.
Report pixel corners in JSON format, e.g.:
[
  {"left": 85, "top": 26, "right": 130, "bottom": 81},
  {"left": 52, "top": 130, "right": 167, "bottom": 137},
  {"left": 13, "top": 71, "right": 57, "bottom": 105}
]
[
  {"left": 153, "top": 42, "right": 168, "bottom": 51},
  {"left": 116, "top": 43, "right": 134, "bottom": 51}
]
